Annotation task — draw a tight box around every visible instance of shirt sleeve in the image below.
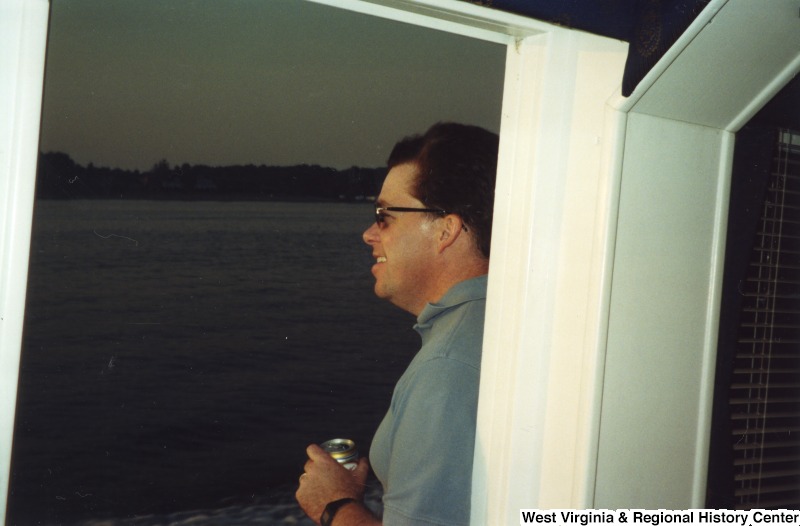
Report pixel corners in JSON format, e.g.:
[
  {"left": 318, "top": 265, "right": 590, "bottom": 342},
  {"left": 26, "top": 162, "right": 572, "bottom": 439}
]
[{"left": 380, "top": 355, "right": 480, "bottom": 526}]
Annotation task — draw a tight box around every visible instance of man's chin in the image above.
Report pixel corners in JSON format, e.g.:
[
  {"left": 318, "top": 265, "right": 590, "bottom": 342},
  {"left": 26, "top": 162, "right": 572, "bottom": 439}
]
[{"left": 373, "top": 284, "right": 388, "bottom": 299}]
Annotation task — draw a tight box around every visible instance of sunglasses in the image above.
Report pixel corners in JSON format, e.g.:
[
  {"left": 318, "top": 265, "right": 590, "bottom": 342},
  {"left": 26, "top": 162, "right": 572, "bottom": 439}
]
[{"left": 374, "top": 206, "right": 447, "bottom": 225}]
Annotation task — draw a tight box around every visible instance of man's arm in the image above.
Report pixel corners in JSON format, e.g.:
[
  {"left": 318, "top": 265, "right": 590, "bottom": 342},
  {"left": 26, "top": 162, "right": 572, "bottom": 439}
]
[{"left": 296, "top": 444, "right": 382, "bottom": 526}]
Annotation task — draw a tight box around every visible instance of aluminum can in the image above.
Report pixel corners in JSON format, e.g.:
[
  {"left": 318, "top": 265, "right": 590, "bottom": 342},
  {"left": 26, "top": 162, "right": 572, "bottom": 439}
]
[{"left": 321, "top": 438, "right": 358, "bottom": 470}]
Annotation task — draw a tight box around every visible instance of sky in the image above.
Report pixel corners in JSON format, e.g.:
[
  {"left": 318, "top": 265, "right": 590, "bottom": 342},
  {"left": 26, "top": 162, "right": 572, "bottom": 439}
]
[{"left": 39, "top": 0, "right": 507, "bottom": 171}]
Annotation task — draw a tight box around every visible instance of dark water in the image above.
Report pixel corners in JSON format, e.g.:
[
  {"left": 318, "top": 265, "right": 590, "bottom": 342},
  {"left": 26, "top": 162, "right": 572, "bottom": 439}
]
[{"left": 8, "top": 200, "right": 418, "bottom": 525}]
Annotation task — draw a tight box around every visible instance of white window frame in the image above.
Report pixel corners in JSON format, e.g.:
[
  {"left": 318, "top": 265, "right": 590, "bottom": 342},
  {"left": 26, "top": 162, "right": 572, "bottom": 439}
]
[
  {"left": 1, "top": 0, "right": 50, "bottom": 519},
  {"left": 2, "top": 0, "right": 798, "bottom": 522},
  {"left": 593, "top": 0, "right": 800, "bottom": 509}
]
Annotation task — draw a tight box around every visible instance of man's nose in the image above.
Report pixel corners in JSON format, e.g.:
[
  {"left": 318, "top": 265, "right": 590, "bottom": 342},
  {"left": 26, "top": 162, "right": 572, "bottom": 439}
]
[{"left": 362, "top": 222, "right": 379, "bottom": 245}]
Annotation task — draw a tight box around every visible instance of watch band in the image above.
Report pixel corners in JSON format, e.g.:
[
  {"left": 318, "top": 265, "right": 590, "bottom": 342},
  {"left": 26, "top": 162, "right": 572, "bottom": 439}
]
[{"left": 320, "top": 497, "right": 356, "bottom": 526}]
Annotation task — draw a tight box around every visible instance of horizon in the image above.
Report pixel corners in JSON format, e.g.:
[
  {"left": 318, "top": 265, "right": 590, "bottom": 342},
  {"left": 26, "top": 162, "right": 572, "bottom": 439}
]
[
  {"left": 39, "top": 149, "right": 387, "bottom": 172},
  {"left": 36, "top": 150, "right": 388, "bottom": 201}
]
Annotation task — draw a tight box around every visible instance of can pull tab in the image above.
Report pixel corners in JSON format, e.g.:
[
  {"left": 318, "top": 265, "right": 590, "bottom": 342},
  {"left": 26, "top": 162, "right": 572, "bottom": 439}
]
[{"left": 320, "top": 438, "right": 358, "bottom": 471}]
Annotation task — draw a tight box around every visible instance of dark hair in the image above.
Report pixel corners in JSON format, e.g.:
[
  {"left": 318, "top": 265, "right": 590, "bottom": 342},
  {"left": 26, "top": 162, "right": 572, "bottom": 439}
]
[{"left": 387, "top": 122, "right": 499, "bottom": 258}]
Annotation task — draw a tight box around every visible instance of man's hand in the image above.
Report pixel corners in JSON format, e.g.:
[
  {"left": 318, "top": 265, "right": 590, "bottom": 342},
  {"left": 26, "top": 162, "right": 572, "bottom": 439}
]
[{"left": 295, "top": 444, "right": 370, "bottom": 524}]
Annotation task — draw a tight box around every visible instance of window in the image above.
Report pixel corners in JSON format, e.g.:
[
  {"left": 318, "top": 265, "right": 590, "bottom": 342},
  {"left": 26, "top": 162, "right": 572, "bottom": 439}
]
[
  {"left": 709, "top": 96, "right": 800, "bottom": 508},
  {"left": 6, "top": 1, "right": 506, "bottom": 523},
  {"left": 729, "top": 128, "right": 800, "bottom": 508}
]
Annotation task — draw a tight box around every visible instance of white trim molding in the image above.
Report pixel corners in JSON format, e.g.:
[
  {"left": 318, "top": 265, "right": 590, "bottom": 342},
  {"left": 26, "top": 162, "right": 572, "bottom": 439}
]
[
  {"left": 474, "top": 29, "right": 628, "bottom": 522},
  {"left": 0, "top": 0, "right": 50, "bottom": 521},
  {"left": 305, "top": 0, "right": 546, "bottom": 44}
]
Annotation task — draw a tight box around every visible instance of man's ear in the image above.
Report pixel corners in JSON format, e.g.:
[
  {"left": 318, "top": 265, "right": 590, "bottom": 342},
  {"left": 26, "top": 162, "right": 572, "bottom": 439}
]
[{"left": 437, "top": 214, "right": 465, "bottom": 253}]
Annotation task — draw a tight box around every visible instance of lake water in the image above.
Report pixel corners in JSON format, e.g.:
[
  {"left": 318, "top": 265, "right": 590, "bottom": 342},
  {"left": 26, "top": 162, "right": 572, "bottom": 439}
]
[{"left": 8, "top": 200, "right": 419, "bottom": 525}]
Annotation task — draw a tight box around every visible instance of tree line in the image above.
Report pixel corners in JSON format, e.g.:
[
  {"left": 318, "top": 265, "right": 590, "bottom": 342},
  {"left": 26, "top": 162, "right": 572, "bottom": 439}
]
[{"left": 36, "top": 151, "right": 386, "bottom": 202}]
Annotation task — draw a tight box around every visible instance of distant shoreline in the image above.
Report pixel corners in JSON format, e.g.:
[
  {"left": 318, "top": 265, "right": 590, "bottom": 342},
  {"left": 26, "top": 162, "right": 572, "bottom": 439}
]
[
  {"left": 36, "top": 151, "right": 386, "bottom": 202},
  {"left": 35, "top": 194, "right": 378, "bottom": 203}
]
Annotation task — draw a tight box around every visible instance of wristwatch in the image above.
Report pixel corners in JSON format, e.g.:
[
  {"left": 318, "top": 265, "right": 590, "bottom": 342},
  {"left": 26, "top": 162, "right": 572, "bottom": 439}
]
[{"left": 320, "top": 497, "right": 356, "bottom": 526}]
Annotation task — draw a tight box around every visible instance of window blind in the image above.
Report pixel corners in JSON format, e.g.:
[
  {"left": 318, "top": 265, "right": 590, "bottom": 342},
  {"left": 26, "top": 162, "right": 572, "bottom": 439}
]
[{"left": 730, "top": 129, "right": 800, "bottom": 509}]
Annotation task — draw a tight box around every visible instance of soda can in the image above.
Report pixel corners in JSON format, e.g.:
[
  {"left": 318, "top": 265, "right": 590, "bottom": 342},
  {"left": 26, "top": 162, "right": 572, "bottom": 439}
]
[{"left": 321, "top": 438, "right": 358, "bottom": 470}]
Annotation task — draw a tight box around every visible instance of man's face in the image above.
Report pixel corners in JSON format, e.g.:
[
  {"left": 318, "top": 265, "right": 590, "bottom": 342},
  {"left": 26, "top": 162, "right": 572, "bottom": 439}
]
[{"left": 362, "top": 162, "right": 439, "bottom": 315}]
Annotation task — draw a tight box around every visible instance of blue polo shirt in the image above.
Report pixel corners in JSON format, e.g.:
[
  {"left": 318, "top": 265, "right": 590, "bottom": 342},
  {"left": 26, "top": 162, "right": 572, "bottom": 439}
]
[{"left": 370, "top": 275, "right": 487, "bottom": 526}]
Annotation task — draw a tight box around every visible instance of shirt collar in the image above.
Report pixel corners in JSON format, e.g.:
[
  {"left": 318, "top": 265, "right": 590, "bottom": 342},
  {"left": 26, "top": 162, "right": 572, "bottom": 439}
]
[{"left": 416, "top": 274, "right": 488, "bottom": 327}]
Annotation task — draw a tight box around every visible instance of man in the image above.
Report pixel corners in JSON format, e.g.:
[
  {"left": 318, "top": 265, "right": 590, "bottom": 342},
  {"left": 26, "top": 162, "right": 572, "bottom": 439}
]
[{"left": 296, "top": 122, "right": 498, "bottom": 526}]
